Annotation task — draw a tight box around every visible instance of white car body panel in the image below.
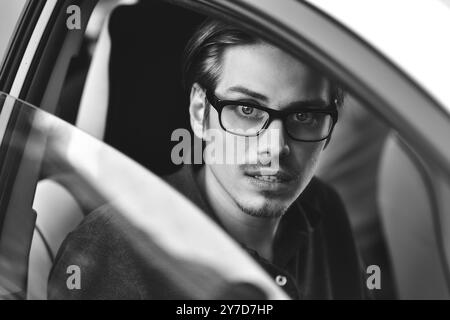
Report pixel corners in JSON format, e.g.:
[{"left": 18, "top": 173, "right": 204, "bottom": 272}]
[{"left": 307, "top": 0, "right": 450, "bottom": 112}]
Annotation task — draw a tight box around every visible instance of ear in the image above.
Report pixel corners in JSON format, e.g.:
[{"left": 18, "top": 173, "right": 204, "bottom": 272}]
[{"left": 189, "top": 83, "right": 207, "bottom": 140}]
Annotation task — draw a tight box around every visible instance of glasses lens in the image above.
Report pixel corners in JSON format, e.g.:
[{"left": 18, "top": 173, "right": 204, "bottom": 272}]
[
  {"left": 285, "top": 112, "right": 333, "bottom": 141},
  {"left": 220, "top": 104, "right": 270, "bottom": 136}
]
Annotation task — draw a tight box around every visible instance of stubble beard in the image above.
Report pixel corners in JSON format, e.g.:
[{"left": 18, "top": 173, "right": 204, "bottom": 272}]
[{"left": 234, "top": 196, "right": 292, "bottom": 218}]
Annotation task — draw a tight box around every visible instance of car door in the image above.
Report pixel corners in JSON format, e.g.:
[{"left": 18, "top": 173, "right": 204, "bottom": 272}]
[
  {"left": 0, "top": 0, "right": 289, "bottom": 300},
  {"left": 0, "top": 0, "right": 99, "bottom": 299}
]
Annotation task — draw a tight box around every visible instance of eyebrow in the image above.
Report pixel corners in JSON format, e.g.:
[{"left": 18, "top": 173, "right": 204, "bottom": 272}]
[
  {"left": 227, "top": 86, "right": 268, "bottom": 102},
  {"left": 226, "top": 85, "right": 329, "bottom": 109}
]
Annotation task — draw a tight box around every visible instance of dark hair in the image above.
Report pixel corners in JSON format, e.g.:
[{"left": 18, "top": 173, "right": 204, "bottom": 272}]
[{"left": 182, "top": 18, "right": 344, "bottom": 108}]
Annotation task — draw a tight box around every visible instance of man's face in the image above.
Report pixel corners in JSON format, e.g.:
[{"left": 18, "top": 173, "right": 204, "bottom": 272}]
[{"left": 200, "top": 43, "right": 331, "bottom": 218}]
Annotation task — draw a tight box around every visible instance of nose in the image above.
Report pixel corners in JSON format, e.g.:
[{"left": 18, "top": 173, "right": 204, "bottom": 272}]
[{"left": 257, "top": 119, "right": 290, "bottom": 162}]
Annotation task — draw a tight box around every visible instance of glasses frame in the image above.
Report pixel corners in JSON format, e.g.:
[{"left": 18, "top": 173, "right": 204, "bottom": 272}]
[{"left": 205, "top": 89, "right": 338, "bottom": 142}]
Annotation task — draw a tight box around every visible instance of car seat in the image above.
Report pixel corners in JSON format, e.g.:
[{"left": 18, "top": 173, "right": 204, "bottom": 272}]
[
  {"left": 378, "top": 133, "right": 450, "bottom": 299},
  {"left": 27, "top": 1, "right": 205, "bottom": 299}
]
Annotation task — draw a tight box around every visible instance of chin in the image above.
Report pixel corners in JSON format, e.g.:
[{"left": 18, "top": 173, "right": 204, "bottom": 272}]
[{"left": 234, "top": 194, "right": 291, "bottom": 218}]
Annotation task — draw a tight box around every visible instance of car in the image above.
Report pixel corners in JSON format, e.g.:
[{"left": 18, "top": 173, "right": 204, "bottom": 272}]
[{"left": 0, "top": 0, "right": 449, "bottom": 300}]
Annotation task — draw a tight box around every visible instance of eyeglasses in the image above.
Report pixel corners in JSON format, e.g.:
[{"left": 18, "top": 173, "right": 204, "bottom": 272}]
[{"left": 205, "top": 90, "right": 338, "bottom": 142}]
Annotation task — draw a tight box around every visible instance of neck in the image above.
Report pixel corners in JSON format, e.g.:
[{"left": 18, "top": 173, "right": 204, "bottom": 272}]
[{"left": 196, "top": 165, "right": 281, "bottom": 262}]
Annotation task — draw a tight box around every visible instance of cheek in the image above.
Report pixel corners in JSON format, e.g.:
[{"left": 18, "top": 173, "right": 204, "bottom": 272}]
[
  {"left": 204, "top": 111, "right": 244, "bottom": 167},
  {"left": 204, "top": 107, "right": 220, "bottom": 131},
  {"left": 291, "top": 142, "right": 325, "bottom": 173},
  {"left": 206, "top": 112, "right": 257, "bottom": 165}
]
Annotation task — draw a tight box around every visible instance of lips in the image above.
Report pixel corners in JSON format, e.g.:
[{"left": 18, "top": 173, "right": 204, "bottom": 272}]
[
  {"left": 244, "top": 167, "right": 297, "bottom": 183},
  {"left": 252, "top": 175, "right": 284, "bottom": 182},
  {"left": 242, "top": 166, "right": 298, "bottom": 194}
]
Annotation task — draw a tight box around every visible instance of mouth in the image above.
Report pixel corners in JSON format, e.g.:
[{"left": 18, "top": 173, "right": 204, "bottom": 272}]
[
  {"left": 245, "top": 167, "right": 296, "bottom": 181},
  {"left": 243, "top": 167, "right": 298, "bottom": 192},
  {"left": 251, "top": 175, "right": 285, "bottom": 182}
]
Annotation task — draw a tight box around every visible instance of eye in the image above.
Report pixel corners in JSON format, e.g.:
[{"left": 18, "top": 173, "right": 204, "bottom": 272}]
[
  {"left": 239, "top": 106, "right": 254, "bottom": 115},
  {"left": 294, "top": 112, "right": 314, "bottom": 124},
  {"left": 233, "top": 105, "right": 266, "bottom": 120}
]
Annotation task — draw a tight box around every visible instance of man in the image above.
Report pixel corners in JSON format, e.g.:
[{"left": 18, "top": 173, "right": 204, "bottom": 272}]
[{"left": 48, "top": 19, "right": 367, "bottom": 299}]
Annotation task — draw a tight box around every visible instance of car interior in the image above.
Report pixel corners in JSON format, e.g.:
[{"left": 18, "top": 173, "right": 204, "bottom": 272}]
[
  {"left": 1, "top": 0, "right": 446, "bottom": 299},
  {"left": 28, "top": 1, "right": 206, "bottom": 299}
]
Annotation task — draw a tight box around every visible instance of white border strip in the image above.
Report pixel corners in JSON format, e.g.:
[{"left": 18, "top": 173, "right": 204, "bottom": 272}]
[{"left": 0, "top": 0, "right": 58, "bottom": 141}]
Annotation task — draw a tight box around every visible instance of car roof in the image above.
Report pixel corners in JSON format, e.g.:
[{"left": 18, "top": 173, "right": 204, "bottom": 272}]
[{"left": 306, "top": 0, "right": 450, "bottom": 113}]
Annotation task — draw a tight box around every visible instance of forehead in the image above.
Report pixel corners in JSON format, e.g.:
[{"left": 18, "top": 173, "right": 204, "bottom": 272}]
[{"left": 216, "top": 43, "right": 330, "bottom": 105}]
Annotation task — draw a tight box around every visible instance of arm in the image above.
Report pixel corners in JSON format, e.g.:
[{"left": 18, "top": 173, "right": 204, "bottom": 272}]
[{"left": 47, "top": 206, "right": 142, "bottom": 300}]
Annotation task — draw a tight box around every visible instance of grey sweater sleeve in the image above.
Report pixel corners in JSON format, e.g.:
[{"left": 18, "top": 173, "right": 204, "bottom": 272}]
[{"left": 47, "top": 206, "right": 143, "bottom": 300}]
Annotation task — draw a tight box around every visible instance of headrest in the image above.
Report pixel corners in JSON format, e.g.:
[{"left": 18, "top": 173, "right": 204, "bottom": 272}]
[{"left": 104, "top": 2, "right": 205, "bottom": 175}]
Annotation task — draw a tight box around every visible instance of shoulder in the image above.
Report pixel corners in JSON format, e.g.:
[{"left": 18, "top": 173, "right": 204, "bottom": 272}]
[
  {"left": 301, "top": 176, "right": 343, "bottom": 206},
  {"left": 54, "top": 204, "right": 132, "bottom": 255},
  {"left": 162, "top": 165, "right": 196, "bottom": 192},
  {"left": 302, "top": 176, "right": 353, "bottom": 238},
  {"left": 298, "top": 177, "right": 348, "bottom": 227},
  {"left": 300, "top": 178, "right": 367, "bottom": 298},
  {"left": 48, "top": 204, "right": 142, "bottom": 299}
]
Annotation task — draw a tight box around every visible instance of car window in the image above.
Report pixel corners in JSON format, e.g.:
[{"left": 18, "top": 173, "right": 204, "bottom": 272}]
[
  {"left": 55, "top": 0, "right": 130, "bottom": 124},
  {"left": 0, "top": 92, "right": 287, "bottom": 300},
  {"left": 0, "top": 0, "right": 27, "bottom": 68},
  {"left": 83, "top": 2, "right": 449, "bottom": 300}
]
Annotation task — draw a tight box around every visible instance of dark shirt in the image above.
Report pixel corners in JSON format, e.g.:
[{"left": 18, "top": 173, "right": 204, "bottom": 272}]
[{"left": 48, "top": 165, "right": 367, "bottom": 299}]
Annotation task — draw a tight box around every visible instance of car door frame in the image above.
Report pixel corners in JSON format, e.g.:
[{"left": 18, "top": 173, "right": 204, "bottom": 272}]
[{"left": 0, "top": 0, "right": 98, "bottom": 299}]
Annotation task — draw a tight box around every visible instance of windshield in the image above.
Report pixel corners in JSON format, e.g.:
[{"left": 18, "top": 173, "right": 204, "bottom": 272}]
[{"left": 0, "top": 92, "right": 287, "bottom": 300}]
